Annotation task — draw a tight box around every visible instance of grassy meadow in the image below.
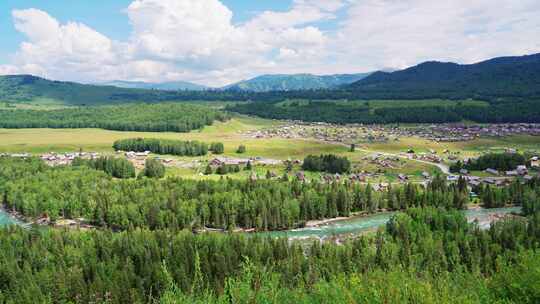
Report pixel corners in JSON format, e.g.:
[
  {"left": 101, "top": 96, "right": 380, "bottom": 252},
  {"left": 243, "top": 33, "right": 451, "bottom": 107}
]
[{"left": 0, "top": 116, "right": 347, "bottom": 159}]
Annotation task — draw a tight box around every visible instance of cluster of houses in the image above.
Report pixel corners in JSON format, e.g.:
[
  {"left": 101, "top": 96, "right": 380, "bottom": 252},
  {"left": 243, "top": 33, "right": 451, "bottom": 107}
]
[
  {"left": 407, "top": 152, "right": 443, "bottom": 163},
  {"left": 445, "top": 158, "right": 540, "bottom": 187},
  {"left": 245, "top": 121, "right": 540, "bottom": 146},
  {"left": 244, "top": 122, "right": 389, "bottom": 144},
  {"left": 0, "top": 152, "right": 103, "bottom": 166},
  {"left": 363, "top": 153, "right": 401, "bottom": 168},
  {"left": 121, "top": 150, "right": 152, "bottom": 169},
  {"left": 291, "top": 171, "right": 371, "bottom": 184},
  {"left": 209, "top": 156, "right": 285, "bottom": 167},
  {"left": 40, "top": 152, "right": 101, "bottom": 166},
  {"left": 395, "top": 123, "right": 540, "bottom": 142}
]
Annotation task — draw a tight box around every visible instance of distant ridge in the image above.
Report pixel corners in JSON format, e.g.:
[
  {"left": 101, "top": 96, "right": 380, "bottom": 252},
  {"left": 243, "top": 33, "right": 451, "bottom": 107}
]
[
  {"left": 224, "top": 73, "right": 372, "bottom": 92},
  {"left": 348, "top": 53, "right": 540, "bottom": 100},
  {"left": 98, "top": 80, "right": 208, "bottom": 91},
  {"left": 0, "top": 74, "right": 204, "bottom": 105}
]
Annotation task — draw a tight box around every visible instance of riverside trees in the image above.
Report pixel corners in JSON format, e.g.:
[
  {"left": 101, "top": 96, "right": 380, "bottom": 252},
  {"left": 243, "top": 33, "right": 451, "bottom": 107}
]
[{"left": 2, "top": 157, "right": 537, "bottom": 231}]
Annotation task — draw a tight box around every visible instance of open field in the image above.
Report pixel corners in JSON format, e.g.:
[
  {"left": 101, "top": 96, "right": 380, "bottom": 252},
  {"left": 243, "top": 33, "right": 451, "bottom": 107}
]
[{"left": 0, "top": 116, "right": 346, "bottom": 159}]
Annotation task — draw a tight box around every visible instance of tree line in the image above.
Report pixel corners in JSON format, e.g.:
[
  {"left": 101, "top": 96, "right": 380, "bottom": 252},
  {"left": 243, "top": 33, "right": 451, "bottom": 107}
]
[
  {"left": 228, "top": 100, "right": 540, "bottom": 124},
  {"left": 113, "top": 138, "right": 212, "bottom": 156},
  {"left": 0, "top": 103, "right": 228, "bottom": 132}
]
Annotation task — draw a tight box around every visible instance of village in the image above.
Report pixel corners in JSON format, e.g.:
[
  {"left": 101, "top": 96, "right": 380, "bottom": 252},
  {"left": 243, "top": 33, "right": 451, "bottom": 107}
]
[
  {"left": 2, "top": 131, "right": 538, "bottom": 194},
  {"left": 243, "top": 121, "right": 540, "bottom": 144}
]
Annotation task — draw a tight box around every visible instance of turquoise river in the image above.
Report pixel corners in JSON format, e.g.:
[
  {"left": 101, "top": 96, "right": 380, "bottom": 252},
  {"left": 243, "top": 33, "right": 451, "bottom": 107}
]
[
  {"left": 261, "top": 207, "right": 522, "bottom": 240},
  {"left": 0, "top": 207, "right": 521, "bottom": 240}
]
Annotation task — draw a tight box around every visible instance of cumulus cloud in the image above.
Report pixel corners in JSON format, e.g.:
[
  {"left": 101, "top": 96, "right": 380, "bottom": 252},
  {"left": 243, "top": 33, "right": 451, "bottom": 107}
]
[
  {"left": 0, "top": 0, "right": 539, "bottom": 86},
  {"left": 5, "top": 8, "right": 119, "bottom": 81}
]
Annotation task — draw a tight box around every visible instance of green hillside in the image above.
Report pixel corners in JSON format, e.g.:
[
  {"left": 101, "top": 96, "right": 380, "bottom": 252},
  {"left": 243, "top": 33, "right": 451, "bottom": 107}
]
[
  {"left": 0, "top": 75, "right": 152, "bottom": 105},
  {"left": 348, "top": 53, "right": 540, "bottom": 102},
  {"left": 225, "top": 73, "right": 371, "bottom": 92}
]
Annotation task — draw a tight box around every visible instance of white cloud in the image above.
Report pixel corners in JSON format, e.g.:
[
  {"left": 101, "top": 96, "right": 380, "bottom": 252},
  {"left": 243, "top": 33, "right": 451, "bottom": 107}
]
[
  {"left": 331, "top": 0, "right": 540, "bottom": 71},
  {"left": 12, "top": 8, "right": 60, "bottom": 42},
  {"left": 5, "top": 8, "right": 119, "bottom": 81},
  {"left": 127, "top": 0, "right": 236, "bottom": 60},
  {"left": 1, "top": 0, "right": 539, "bottom": 86}
]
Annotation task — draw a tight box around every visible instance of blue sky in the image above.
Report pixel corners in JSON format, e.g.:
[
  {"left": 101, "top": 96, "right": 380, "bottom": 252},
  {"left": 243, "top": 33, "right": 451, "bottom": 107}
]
[{"left": 0, "top": 0, "right": 538, "bottom": 86}]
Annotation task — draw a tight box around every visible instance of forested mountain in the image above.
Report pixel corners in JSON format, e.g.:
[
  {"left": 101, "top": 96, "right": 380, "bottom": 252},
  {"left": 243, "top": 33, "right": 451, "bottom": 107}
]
[
  {"left": 348, "top": 53, "right": 540, "bottom": 101},
  {"left": 0, "top": 75, "right": 240, "bottom": 105},
  {"left": 98, "top": 80, "right": 208, "bottom": 91},
  {"left": 0, "top": 74, "right": 339, "bottom": 105},
  {"left": 224, "top": 73, "right": 371, "bottom": 92},
  {"left": 0, "top": 75, "right": 149, "bottom": 105}
]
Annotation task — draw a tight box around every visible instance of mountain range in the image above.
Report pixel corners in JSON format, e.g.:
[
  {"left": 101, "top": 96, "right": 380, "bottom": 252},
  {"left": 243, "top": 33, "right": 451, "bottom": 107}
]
[
  {"left": 0, "top": 53, "right": 538, "bottom": 105},
  {"left": 224, "top": 73, "right": 372, "bottom": 92}
]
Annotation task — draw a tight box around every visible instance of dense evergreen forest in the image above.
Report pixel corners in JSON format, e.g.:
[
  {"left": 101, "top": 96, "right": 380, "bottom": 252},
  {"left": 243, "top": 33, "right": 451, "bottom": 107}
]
[
  {"left": 113, "top": 138, "right": 210, "bottom": 156},
  {"left": 0, "top": 205, "right": 538, "bottom": 303},
  {"left": 73, "top": 156, "right": 136, "bottom": 179},
  {"left": 0, "top": 157, "right": 539, "bottom": 302},
  {"left": 227, "top": 100, "right": 540, "bottom": 124},
  {"left": 0, "top": 103, "right": 228, "bottom": 132},
  {"left": 1, "top": 157, "right": 537, "bottom": 231}
]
